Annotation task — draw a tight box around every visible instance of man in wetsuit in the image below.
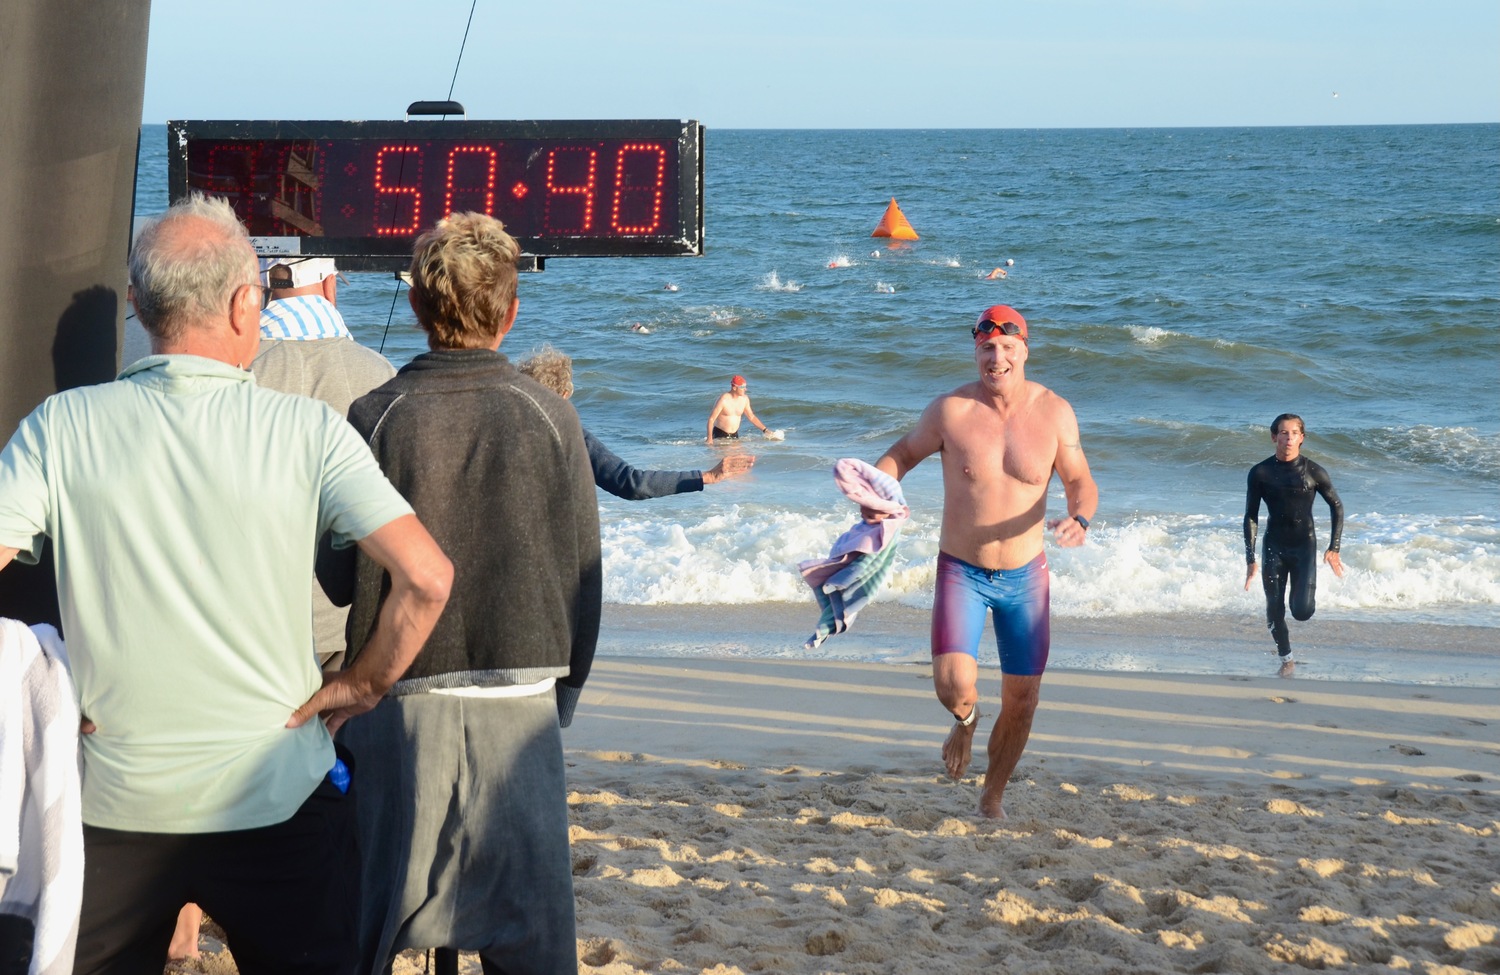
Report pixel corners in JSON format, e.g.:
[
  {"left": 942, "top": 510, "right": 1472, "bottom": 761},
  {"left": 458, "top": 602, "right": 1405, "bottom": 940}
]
[
  {"left": 870, "top": 305, "right": 1098, "bottom": 819},
  {"left": 1243, "top": 413, "right": 1345, "bottom": 675}
]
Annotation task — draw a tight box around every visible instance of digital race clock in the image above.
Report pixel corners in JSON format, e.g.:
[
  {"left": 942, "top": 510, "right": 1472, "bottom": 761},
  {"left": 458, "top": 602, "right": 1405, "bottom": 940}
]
[{"left": 167, "top": 119, "right": 704, "bottom": 269}]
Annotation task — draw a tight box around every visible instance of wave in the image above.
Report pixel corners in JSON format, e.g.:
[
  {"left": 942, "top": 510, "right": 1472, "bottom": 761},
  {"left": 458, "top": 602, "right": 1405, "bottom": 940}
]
[
  {"left": 599, "top": 507, "right": 1500, "bottom": 627},
  {"left": 1362, "top": 426, "right": 1500, "bottom": 481}
]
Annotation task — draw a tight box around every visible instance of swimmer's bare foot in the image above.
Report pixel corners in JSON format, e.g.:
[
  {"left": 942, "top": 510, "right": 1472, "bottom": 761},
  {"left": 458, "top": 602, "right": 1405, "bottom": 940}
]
[
  {"left": 942, "top": 709, "right": 978, "bottom": 779},
  {"left": 977, "top": 783, "right": 1008, "bottom": 820},
  {"left": 1278, "top": 655, "right": 1295, "bottom": 678}
]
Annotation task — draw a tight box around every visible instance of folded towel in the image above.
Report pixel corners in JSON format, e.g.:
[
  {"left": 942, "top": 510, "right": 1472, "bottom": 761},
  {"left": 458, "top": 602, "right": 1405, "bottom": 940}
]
[{"left": 799, "top": 459, "right": 908, "bottom": 648}]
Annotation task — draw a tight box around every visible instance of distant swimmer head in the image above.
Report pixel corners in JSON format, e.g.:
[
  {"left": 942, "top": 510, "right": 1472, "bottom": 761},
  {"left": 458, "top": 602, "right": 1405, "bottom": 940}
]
[
  {"left": 973, "top": 305, "right": 1028, "bottom": 345},
  {"left": 663, "top": 283, "right": 679, "bottom": 292},
  {"left": 1006, "top": 258, "right": 1015, "bottom": 266},
  {"left": 731, "top": 374, "right": 747, "bottom": 390},
  {"left": 630, "top": 323, "right": 651, "bottom": 334},
  {"left": 261, "top": 256, "right": 337, "bottom": 292}
]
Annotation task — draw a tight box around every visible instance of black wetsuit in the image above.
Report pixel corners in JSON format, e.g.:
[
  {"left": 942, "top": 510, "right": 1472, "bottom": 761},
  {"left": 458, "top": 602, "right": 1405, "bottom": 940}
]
[{"left": 1243, "top": 454, "right": 1344, "bottom": 656}]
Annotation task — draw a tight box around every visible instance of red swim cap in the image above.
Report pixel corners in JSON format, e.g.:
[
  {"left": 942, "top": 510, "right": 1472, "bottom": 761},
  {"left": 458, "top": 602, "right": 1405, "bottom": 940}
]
[
  {"left": 974, "top": 305, "right": 1028, "bottom": 345},
  {"left": 731, "top": 375, "right": 747, "bottom": 388}
]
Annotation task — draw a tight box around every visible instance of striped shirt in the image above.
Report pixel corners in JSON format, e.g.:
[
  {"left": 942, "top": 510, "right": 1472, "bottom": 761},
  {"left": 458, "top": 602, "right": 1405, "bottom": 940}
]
[{"left": 259, "top": 294, "right": 352, "bottom": 341}]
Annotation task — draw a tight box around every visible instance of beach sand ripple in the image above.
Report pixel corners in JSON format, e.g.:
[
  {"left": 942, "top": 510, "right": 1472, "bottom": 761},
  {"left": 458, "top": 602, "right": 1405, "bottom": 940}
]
[
  {"left": 163, "top": 659, "right": 1500, "bottom": 974},
  {"left": 558, "top": 758, "right": 1500, "bottom": 974}
]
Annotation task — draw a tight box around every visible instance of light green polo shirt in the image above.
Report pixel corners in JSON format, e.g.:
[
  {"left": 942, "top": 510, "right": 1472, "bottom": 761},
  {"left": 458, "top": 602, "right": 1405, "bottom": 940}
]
[{"left": 0, "top": 355, "right": 412, "bottom": 833}]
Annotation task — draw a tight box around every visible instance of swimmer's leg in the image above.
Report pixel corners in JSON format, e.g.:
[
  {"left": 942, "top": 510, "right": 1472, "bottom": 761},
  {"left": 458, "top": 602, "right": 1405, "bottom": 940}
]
[
  {"left": 931, "top": 554, "right": 985, "bottom": 780},
  {"left": 1288, "top": 540, "right": 1318, "bottom": 622},
  {"left": 979, "top": 673, "right": 1042, "bottom": 821},
  {"left": 980, "top": 555, "right": 1049, "bottom": 820},
  {"left": 935, "top": 654, "right": 980, "bottom": 781},
  {"left": 1261, "top": 547, "right": 1292, "bottom": 656}
]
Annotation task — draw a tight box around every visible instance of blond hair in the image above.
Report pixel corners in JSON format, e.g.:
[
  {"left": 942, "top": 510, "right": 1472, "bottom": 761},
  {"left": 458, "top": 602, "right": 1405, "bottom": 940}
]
[
  {"left": 408, "top": 212, "right": 521, "bottom": 349},
  {"left": 517, "top": 345, "right": 573, "bottom": 398}
]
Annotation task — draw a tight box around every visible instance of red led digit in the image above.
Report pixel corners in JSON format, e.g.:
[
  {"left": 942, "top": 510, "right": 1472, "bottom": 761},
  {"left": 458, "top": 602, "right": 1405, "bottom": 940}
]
[
  {"left": 610, "top": 143, "right": 667, "bottom": 235},
  {"left": 443, "top": 144, "right": 498, "bottom": 218},
  {"left": 374, "top": 145, "right": 423, "bottom": 236},
  {"left": 544, "top": 147, "right": 597, "bottom": 233}
]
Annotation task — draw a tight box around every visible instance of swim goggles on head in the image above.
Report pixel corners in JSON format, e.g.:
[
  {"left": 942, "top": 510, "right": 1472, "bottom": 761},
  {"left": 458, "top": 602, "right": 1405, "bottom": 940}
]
[{"left": 972, "top": 320, "right": 1023, "bottom": 340}]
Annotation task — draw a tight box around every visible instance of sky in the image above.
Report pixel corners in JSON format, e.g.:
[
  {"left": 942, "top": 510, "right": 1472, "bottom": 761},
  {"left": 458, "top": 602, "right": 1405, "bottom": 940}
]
[{"left": 141, "top": 0, "right": 1499, "bottom": 128}]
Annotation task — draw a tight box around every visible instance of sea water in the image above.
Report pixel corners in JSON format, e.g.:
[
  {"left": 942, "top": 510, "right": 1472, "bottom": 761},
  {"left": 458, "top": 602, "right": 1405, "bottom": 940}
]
[{"left": 134, "top": 124, "right": 1500, "bottom": 635}]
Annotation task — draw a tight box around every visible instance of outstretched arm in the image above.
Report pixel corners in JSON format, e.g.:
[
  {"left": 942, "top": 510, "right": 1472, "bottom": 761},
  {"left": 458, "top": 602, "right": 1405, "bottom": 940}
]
[
  {"left": 289, "top": 514, "right": 452, "bottom": 733},
  {"left": 703, "top": 453, "right": 755, "bottom": 485},
  {"left": 586, "top": 428, "right": 704, "bottom": 500}
]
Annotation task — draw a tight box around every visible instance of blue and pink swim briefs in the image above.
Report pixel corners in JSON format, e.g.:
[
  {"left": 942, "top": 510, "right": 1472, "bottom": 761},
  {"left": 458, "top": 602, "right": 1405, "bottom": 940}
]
[{"left": 931, "top": 551, "right": 1051, "bottom": 676}]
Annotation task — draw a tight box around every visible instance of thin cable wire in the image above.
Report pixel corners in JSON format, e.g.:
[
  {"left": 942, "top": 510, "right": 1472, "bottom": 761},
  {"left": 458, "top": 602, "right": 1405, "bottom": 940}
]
[
  {"left": 380, "top": 0, "right": 479, "bottom": 353},
  {"left": 447, "top": 0, "right": 480, "bottom": 102}
]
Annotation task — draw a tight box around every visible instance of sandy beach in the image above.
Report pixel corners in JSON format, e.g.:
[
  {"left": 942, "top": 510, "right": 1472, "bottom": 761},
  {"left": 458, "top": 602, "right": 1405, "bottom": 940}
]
[
  {"left": 561, "top": 656, "right": 1499, "bottom": 975},
  {"left": 169, "top": 609, "right": 1500, "bottom": 975}
]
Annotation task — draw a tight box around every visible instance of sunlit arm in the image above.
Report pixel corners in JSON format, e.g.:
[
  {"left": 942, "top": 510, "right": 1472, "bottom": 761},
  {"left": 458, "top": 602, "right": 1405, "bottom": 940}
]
[{"left": 288, "top": 514, "right": 452, "bottom": 733}]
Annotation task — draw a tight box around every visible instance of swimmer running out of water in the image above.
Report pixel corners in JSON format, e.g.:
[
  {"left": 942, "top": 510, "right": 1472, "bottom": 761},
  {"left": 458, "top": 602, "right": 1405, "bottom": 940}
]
[{"left": 1243, "top": 413, "right": 1345, "bottom": 675}]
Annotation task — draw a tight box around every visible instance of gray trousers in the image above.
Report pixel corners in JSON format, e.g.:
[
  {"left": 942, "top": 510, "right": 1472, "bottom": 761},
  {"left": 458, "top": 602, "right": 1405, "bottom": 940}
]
[{"left": 338, "top": 690, "right": 576, "bottom": 975}]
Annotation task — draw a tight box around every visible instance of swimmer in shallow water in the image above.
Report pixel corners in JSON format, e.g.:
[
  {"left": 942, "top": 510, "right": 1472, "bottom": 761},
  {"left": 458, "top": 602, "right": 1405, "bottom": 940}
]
[
  {"left": 707, "top": 374, "right": 773, "bottom": 443},
  {"left": 1243, "top": 413, "right": 1345, "bottom": 676}
]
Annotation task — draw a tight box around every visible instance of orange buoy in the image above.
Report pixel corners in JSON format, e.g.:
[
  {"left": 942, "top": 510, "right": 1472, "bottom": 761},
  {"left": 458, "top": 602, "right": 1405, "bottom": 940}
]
[{"left": 871, "top": 198, "right": 919, "bottom": 240}]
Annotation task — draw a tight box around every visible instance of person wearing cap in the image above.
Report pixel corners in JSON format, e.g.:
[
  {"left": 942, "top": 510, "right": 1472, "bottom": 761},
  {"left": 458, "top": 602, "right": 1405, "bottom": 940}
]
[
  {"left": 868, "top": 304, "right": 1098, "bottom": 820},
  {"left": 519, "top": 345, "right": 755, "bottom": 499},
  {"left": 706, "top": 374, "right": 772, "bottom": 444},
  {"left": 1242, "top": 413, "right": 1345, "bottom": 677},
  {"left": 252, "top": 257, "right": 396, "bottom": 671},
  {"left": 164, "top": 258, "right": 403, "bottom": 962},
  {"left": 0, "top": 194, "right": 453, "bottom": 973}
]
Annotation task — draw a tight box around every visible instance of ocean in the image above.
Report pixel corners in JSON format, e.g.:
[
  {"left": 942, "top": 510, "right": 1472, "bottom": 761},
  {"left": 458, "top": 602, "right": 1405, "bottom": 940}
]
[{"left": 134, "top": 123, "right": 1500, "bottom": 660}]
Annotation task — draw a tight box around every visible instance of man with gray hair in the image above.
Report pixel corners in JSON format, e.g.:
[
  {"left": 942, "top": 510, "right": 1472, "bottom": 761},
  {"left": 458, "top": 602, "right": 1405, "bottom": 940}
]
[
  {"left": 252, "top": 256, "right": 397, "bottom": 670},
  {"left": 0, "top": 193, "right": 453, "bottom": 974}
]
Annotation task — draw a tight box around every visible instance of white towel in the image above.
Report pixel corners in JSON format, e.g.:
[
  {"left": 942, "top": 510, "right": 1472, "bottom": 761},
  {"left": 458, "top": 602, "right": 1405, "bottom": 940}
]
[{"left": 0, "top": 619, "right": 82, "bottom": 975}]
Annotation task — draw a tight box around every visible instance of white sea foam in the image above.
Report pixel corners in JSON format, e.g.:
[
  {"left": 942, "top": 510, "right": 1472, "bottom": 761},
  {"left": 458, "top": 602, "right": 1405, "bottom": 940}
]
[
  {"left": 599, "top": 507, "right": 1500, "bottom": 627},
  {"left": 1127, "top": 325, "right": 1174, "bottom": 344},
  {"left": 825, "top": 254, "right": 853, "bottom": 268},
  {"left": 758, "top": 271, "right": 803, "bottom": 292},
  {"left": 1368, "top": 425, "right": 1500, "bottom": 480}
]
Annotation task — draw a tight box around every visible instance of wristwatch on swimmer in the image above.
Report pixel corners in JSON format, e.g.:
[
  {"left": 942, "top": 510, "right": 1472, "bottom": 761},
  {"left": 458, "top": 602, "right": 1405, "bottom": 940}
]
[{"left": 1072, "top": 514, "right": 1090, "bottom": 531}]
